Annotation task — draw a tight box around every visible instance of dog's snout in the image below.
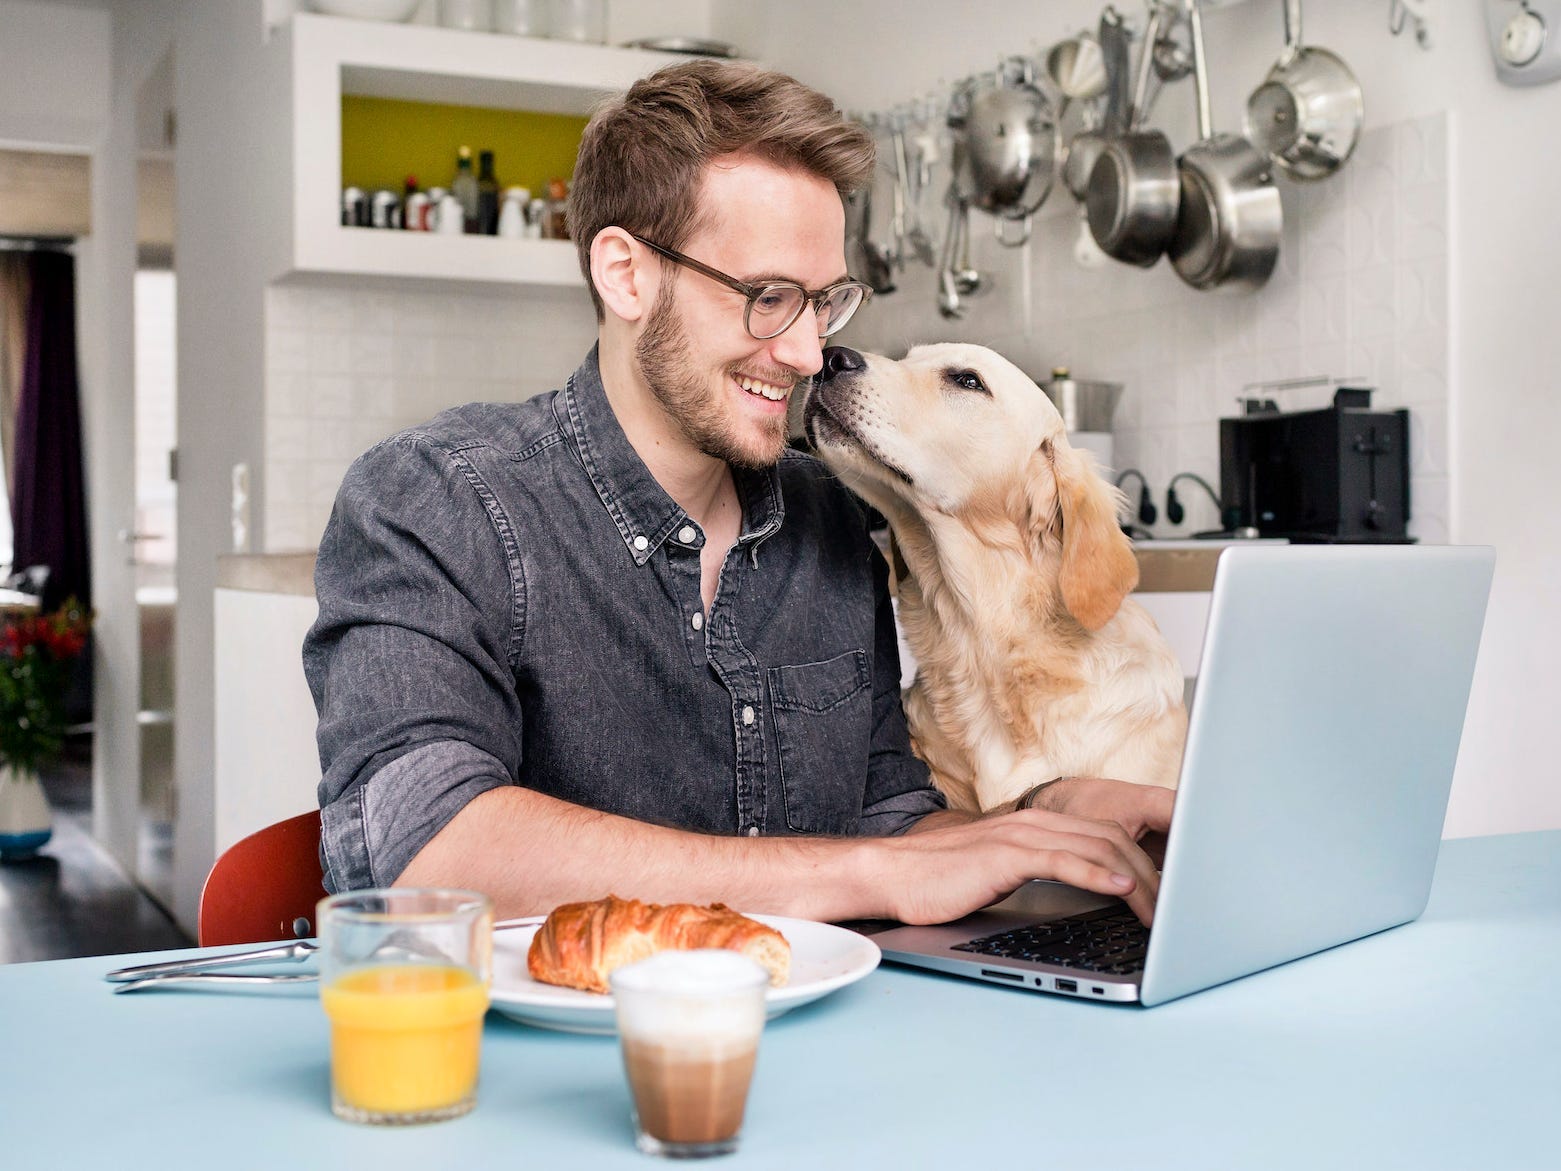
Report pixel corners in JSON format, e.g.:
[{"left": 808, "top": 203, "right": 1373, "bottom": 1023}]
[{"left": 819, "top": 346, "right": 866, "bottom": 383}]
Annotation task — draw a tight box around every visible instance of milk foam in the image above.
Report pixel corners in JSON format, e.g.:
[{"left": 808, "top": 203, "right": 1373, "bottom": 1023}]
[{"left": 611, "top": 950, "right": 768, "bottom": 1043}]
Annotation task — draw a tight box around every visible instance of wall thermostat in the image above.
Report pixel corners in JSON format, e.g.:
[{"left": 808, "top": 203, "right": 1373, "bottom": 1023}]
[{"left": 1486, "top": 0, "right": 1561, "bottom": 85}]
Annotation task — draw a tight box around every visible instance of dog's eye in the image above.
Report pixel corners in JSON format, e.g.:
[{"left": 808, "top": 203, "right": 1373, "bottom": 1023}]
[{"left": 946, "top": 368, "right": 990, "bottom": 395}]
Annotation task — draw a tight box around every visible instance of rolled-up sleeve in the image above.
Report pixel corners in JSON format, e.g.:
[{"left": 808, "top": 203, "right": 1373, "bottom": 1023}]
[
  {"left": 857, "top": 549, "right": 946, "bottom": 835},
  {"left": 303, "top": 434, "right": 525, "bottom": 892}
]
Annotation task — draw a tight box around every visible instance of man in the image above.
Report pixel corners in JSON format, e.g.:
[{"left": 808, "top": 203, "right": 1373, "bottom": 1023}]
[{"left": 305, "top": 59, "right": 1171, "bottom": 927}]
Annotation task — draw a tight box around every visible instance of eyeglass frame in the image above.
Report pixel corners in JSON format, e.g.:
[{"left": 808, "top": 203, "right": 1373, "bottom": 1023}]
[{"left": 626, "top": 232, "right": 872, "bottom": 341}]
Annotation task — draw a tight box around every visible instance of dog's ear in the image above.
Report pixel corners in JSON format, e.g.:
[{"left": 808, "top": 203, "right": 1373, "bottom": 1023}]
[{"left": 1036, "top": 441, "right": 1139, "bottom": 631}]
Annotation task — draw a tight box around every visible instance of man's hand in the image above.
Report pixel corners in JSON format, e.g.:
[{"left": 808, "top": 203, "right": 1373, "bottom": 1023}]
[
  {"left": 867, "top": 803, "right": 1166, "bottom": 928},
  {"left": 1033, "top": 776, "right": 1174, "bottom": 867}
]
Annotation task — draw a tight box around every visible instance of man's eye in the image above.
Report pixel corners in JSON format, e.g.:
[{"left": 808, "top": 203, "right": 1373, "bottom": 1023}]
[{"left": 948, "top": 369, "right": 989, "bottom": 394}]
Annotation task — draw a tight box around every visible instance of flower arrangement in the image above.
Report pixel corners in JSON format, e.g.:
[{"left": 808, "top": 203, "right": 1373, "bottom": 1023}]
[{"left": 0, "top": 599, "right": 93, "bottom": 774}]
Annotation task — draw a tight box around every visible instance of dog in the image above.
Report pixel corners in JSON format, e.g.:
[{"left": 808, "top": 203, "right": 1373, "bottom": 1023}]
[{"left": 804, "top": 342, "right": 1186, "bottom": 813}]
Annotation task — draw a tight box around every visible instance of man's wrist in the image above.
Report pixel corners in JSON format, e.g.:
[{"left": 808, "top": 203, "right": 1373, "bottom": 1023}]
[{"left": 1015, "top": 775, "right": 1074, "bottom": 812}]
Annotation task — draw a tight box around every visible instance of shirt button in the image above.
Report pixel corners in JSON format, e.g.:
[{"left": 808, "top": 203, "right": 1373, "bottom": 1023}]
[
  {"left": 747, "top": 826, "right": 760, "bottom": 837},
  {"left": 633, "top": 535, "right": 648, "bottom": 552},
  {"left": 678, "top": 525, "right": 696, "bottom": 544},
  {"left": 741, "top": 705, "right": 755, "bottom": 726},
  {"left": 691, "top": 612, "right": 704, "bottom": 631}
]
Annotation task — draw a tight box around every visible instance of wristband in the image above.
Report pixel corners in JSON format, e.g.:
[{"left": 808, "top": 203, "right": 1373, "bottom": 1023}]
[{"left": 1015, "top": 775, "right": 1072, "bottom": 811}]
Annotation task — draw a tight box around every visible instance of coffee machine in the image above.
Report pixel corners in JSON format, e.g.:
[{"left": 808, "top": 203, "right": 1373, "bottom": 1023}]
[{"left": 1219, "top": 387, "right": 1412, "bottom": 543}]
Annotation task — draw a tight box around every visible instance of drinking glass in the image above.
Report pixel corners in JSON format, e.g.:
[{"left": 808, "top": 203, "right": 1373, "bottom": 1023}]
[
  {"left": 610, "top": 950, "right": 769, "bottom": 1158},
  {"left": 317, "top": 888, "right": 493, "bottom": 1125}
]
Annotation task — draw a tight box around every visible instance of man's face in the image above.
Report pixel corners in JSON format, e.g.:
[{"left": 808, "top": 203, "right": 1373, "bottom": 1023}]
[{"left": 634, "top": 155, "right": 849, "bottom": 470}]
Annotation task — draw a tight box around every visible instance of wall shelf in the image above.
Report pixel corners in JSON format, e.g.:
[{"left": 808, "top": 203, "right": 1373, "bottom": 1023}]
[{"left": 268, "top": 13, "right": 689, "bottom": 289}]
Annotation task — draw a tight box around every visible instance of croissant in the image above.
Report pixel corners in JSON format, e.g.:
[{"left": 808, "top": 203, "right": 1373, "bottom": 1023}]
[{"left": 527, "top": 895, "right": 791, "bottom": 994}]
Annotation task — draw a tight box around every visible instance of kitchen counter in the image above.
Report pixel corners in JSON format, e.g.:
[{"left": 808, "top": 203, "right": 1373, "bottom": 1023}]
[
  {"left": 1131, "top": 539, "right": 1287, "bottom": 592},
  {"left": 217, "top": 551, "right": 317, "bottom": 596}
]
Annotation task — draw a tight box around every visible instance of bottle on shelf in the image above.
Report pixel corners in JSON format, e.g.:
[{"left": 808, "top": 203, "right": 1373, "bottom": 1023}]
[
  {"left": 403, "top": 174, "right": 430, "bottom": 231},
  {"left": 477, "top": 150, "right": 501, "bottom": 235},
  {"left": 451, "top": 145, "right": 479, "bottom": 234},
  {"left": 544, "top": 177, "right": 570, "bottom": 240}
]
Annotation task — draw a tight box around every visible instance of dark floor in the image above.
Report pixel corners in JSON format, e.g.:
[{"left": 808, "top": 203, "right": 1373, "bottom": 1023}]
[{"left": 0, "top": 739, "right": 192, "bottom": 964}]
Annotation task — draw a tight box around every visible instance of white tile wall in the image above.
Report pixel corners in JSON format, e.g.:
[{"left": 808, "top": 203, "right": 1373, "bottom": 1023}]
[
  {"left": 262, "top": 281, "right": 598, "bottom": 550},
  {"left": 844, "top": 113, "right": 1451, "bottom": 543}
]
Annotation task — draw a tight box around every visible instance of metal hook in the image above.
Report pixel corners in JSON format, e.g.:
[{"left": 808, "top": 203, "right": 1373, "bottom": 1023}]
[{"left": 1389, "top": 0, "right": 1431, "bottom": 49}]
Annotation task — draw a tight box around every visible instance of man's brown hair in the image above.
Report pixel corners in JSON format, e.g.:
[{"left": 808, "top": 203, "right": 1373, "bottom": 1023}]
[{"left": 570, "top": 59, "right": 875, "bottom": 318}]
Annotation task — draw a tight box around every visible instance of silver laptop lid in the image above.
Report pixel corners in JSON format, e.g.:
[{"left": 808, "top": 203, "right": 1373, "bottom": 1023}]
[{"left": 1141, "top": 545, "right": 1495, "bottom": 1006}]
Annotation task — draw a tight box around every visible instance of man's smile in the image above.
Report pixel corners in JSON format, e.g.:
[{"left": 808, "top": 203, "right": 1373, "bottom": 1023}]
[{"left": 734, "top": 372, "right": 793, "bottom": 403}]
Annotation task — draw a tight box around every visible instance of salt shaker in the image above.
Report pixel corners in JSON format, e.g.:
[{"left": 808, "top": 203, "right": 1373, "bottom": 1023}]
[
  {"left": 497, "top": 187, "right": 530, "bottom": 238},
  {"left": 436, "top": 193, "right": 466, "bottom": 235}
]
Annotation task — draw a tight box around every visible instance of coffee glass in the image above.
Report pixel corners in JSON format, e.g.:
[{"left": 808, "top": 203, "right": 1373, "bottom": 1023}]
[
  {"left": 610, "top": 950, "right": 769, "bottom": 1158},
  {"left": 317, "top": 888, "right": 493, "bottom": 1125}
]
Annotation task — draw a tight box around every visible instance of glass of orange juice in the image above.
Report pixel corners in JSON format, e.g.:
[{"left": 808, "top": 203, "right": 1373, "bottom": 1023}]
[{"left": 317, "top": 888, "right": 493, "bottom": 1125}]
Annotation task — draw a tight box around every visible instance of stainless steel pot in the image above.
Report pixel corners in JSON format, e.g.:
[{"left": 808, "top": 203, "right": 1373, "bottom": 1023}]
[
  {"left": 1062, "top": 7, "right": 1130, "bottom": 202},
  {"left": 1167, "top": 2, "right": 1282, "bottom": 292},
  {"left": 950, "top": 57, "right": 1058, "bottom": 245},
  {"left": 1244, "top": 0, "right": 1363, "bottom": 181},
  {"left": 1085, "top": 3, "right": 1180, "bottom": 268},
  {"left": 1038, "top": 367, "right": 1123, "bottom": 432}
]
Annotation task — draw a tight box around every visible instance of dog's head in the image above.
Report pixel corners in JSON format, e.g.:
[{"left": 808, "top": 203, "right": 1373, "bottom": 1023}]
[{"left": 804, "top": 342, "right": 1137, "bottom": 631}]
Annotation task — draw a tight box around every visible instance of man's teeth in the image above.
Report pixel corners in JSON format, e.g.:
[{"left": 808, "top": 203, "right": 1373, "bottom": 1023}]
[{"left": 736, "top": 374, "right": 790, "bottom": 401}]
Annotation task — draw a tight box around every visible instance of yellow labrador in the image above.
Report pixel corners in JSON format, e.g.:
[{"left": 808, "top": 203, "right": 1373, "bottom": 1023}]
[{"left": 804, "top": 342, "right": 1186, "bottom": 813}]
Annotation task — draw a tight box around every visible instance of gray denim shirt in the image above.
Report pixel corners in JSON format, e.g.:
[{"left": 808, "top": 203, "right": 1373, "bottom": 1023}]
[{"left": 304, "top": 346, "right": 942, "bottom": 892}]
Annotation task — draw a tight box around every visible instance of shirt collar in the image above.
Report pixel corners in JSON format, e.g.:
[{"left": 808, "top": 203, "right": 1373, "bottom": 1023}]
[{"left": 562, "top": 345, "right": 786, "bottom": 567}]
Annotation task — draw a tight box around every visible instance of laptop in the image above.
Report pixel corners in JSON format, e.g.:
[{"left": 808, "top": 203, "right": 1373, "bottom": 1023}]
[{"left": 858, "top": 545, "right": 1495, "bottom": 1007}]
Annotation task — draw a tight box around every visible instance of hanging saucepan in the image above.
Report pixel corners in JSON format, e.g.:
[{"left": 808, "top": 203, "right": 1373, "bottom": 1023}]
[
  {"left": 1167, "top": 1, "right": 1282, "bottom": 292},
  {"left": 1061, "top": 7, "right": 1130, "bottom": 202},
  {"left": 1244, "top": 0, "right": 1363, "bottom": 181},
  {"left": 1085, "top": 3, "right": 1180, "bottom": 268},
  {"left": 950, "top": 57, "right": 1057, "bottom": 247}
]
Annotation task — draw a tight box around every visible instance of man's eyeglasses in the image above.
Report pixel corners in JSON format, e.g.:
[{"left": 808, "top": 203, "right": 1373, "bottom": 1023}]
[{"left": 628, "top": 232, "right": 871, "bottom": 341}]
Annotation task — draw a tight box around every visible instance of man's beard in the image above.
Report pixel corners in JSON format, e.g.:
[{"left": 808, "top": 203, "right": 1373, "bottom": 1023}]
[{"left": 634, "top": 287, "right": 792, "bottom": 470}]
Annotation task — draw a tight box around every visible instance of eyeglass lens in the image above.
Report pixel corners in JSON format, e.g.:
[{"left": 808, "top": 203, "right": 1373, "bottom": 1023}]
[{"left": 746, "top": 283, "right": 865, "bottom": 340}]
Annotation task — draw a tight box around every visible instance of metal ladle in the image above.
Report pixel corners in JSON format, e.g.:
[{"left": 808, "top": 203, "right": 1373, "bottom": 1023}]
[
  {"left": 937, "top": 196, "right": 965, "bottom": 318},
  {"left": 953, "top": 199, "right": 984, "bottom": 296}
]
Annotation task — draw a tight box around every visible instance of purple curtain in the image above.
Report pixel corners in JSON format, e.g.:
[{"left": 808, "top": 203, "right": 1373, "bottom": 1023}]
[{"left": 11, "top": 250, "right": 90, "bottom": 611}]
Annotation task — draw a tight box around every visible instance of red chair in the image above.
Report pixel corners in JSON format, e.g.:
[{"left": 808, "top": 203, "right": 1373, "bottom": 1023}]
[{"left": 197, "top": 810, "right": 326, "bottom": 946}]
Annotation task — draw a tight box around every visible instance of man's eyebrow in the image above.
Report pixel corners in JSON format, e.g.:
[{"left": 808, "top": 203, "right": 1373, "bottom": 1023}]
[{"left": 742, "top": 270, "right": 854, "bottom": 288}]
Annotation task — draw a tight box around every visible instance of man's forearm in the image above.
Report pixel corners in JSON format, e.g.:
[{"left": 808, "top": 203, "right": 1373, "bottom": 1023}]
[{"left": 395, "top": 785, "right": 888, "bottom": 922}]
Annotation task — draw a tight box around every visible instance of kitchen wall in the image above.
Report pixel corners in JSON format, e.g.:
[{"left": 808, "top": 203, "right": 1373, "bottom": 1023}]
[
  {"left": 263, "top": 282, "right": 596, "bottom": 550},
  {"left": 718, "top": 0, "right": 1561, "bottom": 841},
  {"left": 840, "top": 114, "right": 1449, "bottom": 542}
]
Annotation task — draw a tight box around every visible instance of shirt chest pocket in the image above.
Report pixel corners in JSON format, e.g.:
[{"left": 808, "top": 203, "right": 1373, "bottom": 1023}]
[{"left": 767, "top": 649, "right": 871, "bottom": 835}]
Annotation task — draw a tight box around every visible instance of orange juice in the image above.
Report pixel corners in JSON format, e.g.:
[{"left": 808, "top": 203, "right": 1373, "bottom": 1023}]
[{"left": 321, "top": 963, "right": 489, "bottom": 1120}]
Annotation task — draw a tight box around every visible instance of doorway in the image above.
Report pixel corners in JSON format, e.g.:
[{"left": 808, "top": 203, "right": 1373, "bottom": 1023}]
[{"left": 131, "top": 49, "right": 177, "bottom": 909}]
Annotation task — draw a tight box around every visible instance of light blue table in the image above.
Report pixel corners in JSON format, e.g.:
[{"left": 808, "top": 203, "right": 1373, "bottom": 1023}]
[{"left": 2, "top": 831, "right": 1558, "bottom": 1169}]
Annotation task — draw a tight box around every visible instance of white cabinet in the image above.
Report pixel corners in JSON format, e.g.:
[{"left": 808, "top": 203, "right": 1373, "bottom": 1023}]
[{"left": 267, "top": 14, "right": 689, "bottom": 289}]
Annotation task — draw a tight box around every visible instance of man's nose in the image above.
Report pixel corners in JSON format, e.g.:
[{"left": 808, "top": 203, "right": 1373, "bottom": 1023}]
[{"left": 818, "top": 346, "right": 865, "bottom": 383}]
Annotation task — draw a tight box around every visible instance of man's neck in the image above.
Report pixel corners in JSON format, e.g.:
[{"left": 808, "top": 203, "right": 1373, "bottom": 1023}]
[{"left": 598, "top": 335, "right": 738, "bottom": 531}]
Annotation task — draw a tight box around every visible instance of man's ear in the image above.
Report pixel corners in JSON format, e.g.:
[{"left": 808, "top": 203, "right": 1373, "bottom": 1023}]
[{"left": 590, "top": 227, "right": 652, "bottom": 324}]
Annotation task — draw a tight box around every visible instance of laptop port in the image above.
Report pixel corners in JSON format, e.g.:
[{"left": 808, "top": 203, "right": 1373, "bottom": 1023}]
[
  {"left": 1091, "top": 986, "right": 1105, "bottom": 996},
  {"left": 1055, "top": 978, "right": 1078, "bottom": 993},
  {"left": 979, "top": 969, "right": 1023, "bottom": 983}
]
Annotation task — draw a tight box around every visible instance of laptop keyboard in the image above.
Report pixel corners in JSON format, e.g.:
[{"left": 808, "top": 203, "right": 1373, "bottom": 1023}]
[{"left": 951, "top": 906, "right": 1149, "bottom": 975}]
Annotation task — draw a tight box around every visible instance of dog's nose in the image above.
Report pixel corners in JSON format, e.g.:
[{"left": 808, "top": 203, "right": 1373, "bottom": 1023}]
[{"left": 818, "top": 346, "right": 865, "bottom": 383}]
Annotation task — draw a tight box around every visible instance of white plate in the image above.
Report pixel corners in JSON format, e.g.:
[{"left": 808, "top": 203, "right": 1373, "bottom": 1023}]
[{"left": 489, "top": 914, "right": 880, "bottom": 1034}]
